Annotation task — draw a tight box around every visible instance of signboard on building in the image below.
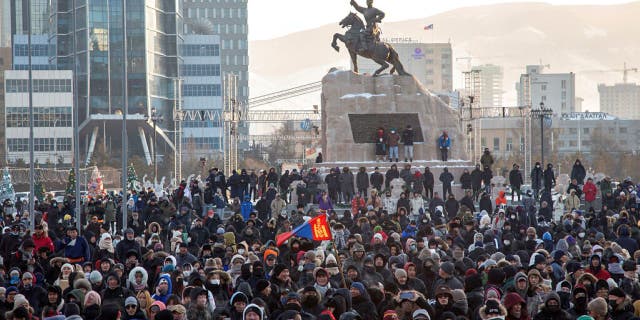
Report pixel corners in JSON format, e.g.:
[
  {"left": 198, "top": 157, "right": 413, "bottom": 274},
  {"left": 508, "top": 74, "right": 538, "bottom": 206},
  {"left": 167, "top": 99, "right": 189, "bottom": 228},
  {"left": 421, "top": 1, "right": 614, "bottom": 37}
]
[{"left": 560, "top": 112, "right": 616, "bottom": 121}]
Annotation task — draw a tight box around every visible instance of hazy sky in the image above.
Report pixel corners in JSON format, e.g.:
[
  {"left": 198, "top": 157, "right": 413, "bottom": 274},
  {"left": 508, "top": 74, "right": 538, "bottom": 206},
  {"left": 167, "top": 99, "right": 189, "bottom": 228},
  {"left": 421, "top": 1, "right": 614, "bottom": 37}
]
[{"left": 248, "top": 0, "right": 635, "bottom": 40}]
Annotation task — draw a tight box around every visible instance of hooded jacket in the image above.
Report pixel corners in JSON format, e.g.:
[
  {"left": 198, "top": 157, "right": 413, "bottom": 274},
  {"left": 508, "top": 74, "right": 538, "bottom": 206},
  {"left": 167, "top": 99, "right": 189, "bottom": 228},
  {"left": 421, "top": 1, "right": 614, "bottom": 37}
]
[
  {"left": 532, "top": 292, "right": 571, "bottom": 320},
  {"left": 151, "top": 274, "right": 173, "bottom": 303},
  {"left": 127, "top": 266, "right": 149, "bottom": 292},
  {"left": 101, "top": 272, "right": 131, "bottom": 307}
]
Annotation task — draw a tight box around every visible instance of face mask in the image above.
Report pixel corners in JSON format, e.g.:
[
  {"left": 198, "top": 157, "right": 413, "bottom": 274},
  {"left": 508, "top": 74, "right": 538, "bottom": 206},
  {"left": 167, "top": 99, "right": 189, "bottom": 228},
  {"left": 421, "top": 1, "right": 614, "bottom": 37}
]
[
  {"left": 504, "top": 240, "right": 511, "bottom": 246},
  {"left": 511, "top": 215, "right": 516, "bottom": 220},
  {"left": 410, "top": 244, "right": 417, "bottom": 251},
  {"left": 238, "top": 249, "right": 245, "bottom": 255},
  {"left": 183, "top": 270, "right": 192, "bottom": 277},
  {"left": 209, "top": 279, "right": 220, "bottom": 285},
  {"left": 578, "top": 232, "right": 585, "bottom": 238},
  {"left": 113, "top": 240, "right": 121, "bottom": 247},
  {"left": 23, "top": 283, "right": 32, "bottom": 290}
]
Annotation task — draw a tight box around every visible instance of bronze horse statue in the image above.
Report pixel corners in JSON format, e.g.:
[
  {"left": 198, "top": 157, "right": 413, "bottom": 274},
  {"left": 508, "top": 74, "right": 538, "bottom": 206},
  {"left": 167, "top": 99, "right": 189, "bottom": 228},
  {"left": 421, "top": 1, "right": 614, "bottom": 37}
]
[{"left": 332, "top": 12, "right": 410, "bottom": 77}]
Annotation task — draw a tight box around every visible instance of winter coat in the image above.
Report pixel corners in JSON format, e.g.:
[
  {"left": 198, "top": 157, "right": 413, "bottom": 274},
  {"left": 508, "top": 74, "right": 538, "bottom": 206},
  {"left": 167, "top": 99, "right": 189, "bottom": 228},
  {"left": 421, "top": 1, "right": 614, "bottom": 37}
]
[
  {"left": 531, "top": 167, "right": 543, "bottom": 189},
  {"left": 63, "top": 236, "right": 91, "bottom": 263},
  {"left": 385, "top": 168, "right": 400, "bottom": 189},
  {"left": 423, "top": 170, "right": 435, "bottom": 188},
  {"left": 439, "top": 171, "right": 454, "bottom": 186},
  {"left": 509, "top": 169, "right": 523, "bottom": 188},
  {"left": 325, "top": 172, "right": 340, "bottom": 191},
  {"left": 402, "top": 128, "right": 415, "bottom": 145},
  {"left": 387, "top": 132, "right": 401, "bottom": 147},
  {"left": 438, "top": 134, "right": 451, "bottom": 148},
  {"left": 480, "top": 152, "right": 494, "bottom": 169},
  {"left": 356, "top": 171, "right": 369, "bottom": 190},
  {"left": 460, "top": 172, "right": 472, "bottom": 189},
  {"left": 583, "top": 182, "right": 597, "bottom": 202},
  {"left": 543, "top": 168, "right": 555, "bottom": 190},
  {"left": 570, "top": 163, "right": 586, "bottom": 185},
  {"left": 339, "top": 172, "right": 355, "bottom": 194},
  {"left": 370, "top": 172, "right": 384, "bottom": 190},
  {"left": 471, "top": 168, "right": 483, "bottom": 189}
]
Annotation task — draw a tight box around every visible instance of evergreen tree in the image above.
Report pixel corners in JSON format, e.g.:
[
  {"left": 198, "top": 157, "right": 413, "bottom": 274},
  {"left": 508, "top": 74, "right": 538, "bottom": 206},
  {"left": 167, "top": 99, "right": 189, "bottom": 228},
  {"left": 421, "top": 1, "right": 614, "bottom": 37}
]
[
  {"left": 0, "top": 167, "right": 16, "bottom": 203},
  {"left": 66, "top": 168, "right": 76, "bottom": 195},
  {"left": 34, "top": 168, "right": 47, "bottom": 201}
]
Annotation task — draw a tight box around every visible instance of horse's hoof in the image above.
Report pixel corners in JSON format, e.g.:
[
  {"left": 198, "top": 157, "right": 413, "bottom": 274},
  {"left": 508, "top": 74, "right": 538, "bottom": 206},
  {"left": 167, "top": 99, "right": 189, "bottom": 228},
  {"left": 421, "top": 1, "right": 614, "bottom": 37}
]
[{"left": 332, "top": 45, "right": 340, "bottom": 52}]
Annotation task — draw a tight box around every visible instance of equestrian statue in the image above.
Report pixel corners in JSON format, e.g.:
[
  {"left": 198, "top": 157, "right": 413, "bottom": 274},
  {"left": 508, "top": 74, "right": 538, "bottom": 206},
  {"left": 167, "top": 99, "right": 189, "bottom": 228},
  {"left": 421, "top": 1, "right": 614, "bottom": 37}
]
[{"left": 332, "top": 0, "right": 410, "bottom": 76}]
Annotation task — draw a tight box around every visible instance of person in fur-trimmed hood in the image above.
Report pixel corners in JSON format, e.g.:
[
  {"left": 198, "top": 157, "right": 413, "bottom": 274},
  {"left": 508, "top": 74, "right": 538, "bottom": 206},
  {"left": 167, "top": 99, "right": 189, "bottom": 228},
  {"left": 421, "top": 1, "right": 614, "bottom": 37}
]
[
  {"left": 480, "top": 298, "right": 508, "bottom": 320},
  {"left": 127, "top": 266, "right": 148, "bottom": 292},
  {"left": 608, "top": 287, "right": 634, "bottom": 320}
]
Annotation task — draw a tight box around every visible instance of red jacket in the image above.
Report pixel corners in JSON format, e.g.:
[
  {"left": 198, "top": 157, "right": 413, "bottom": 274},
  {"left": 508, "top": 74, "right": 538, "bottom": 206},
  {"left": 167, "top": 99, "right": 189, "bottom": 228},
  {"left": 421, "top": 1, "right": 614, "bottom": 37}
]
[
  {"left": 583, "top": 181, "right": 597, "bottom": 202},
  {"left": 32, "top": 233, "right": 54, "bottom": 253}
]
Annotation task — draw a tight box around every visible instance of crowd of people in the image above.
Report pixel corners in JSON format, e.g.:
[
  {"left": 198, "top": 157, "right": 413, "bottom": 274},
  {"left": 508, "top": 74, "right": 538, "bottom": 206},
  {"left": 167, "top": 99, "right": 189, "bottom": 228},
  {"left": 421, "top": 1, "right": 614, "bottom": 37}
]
[{"left": 0, "top": 156, "right": 638, "bottom": 320}]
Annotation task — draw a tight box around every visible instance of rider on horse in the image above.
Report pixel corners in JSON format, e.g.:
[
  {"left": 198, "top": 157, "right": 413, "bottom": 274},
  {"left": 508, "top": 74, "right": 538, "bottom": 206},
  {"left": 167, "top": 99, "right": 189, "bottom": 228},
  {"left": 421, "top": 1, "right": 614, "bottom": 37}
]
[{"left": 350, "top": 0, "right": 385, "bottom": 53}]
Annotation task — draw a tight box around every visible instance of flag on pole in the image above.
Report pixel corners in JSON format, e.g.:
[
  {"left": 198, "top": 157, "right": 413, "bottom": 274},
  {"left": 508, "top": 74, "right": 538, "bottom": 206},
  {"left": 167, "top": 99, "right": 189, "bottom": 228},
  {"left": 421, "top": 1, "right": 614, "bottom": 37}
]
[
  {"left": 276, "top": 214, "right": 332, "bottom": 246},
  {"left": 424, "top": 24, "right": 434, "bottom": 30}
]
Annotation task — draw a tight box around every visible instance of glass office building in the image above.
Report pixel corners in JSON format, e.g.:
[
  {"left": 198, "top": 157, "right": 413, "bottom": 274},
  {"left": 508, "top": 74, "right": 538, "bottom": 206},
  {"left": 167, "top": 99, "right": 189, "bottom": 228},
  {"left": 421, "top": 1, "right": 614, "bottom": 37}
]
[{"left": 49, "top": 0, "right": 183, "bottom": 164}]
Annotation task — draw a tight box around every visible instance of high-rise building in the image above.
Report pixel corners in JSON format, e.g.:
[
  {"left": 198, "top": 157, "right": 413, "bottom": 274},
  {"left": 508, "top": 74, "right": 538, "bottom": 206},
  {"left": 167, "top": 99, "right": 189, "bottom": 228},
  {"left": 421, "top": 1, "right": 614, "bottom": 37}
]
[
  {"left": 355, "top": 40, "right": 453, "bottom": 94},
  {"left": 0, "top": 2, "right": 11, "bottom": 47},
  {"left": 183, "top": 0, "right": 248, "bottom": 103},
  {"left": 4, "top": 70, "right": 74, "bottom": 164},
  {"left": 10, "top": 0, "right": 50, "bottom": 37},
  {"left": 516, "top": 65, "right": 575, "bottom": 114},
  {"left": 181, "top": 34, "right": 224, "bottom": 157},
  {"left": 467, "top": 64, "right": 503, "bottom": 108},
  {"left": 0, "top": 47, "right": 12, "bottom": 163},
  {"left": 598, "top": 83, "right": 640, "bottom": 120},
  {"left": 49, "top": 0, "right": 183, "bottom": 164}
]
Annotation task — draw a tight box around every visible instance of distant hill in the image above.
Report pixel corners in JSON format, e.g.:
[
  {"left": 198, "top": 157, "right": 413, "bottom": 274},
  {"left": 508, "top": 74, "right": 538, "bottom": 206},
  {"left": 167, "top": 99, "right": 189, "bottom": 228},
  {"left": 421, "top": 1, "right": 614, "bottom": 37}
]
[{"left": 249, "top": 1, "right": 640, "bottom": 110}]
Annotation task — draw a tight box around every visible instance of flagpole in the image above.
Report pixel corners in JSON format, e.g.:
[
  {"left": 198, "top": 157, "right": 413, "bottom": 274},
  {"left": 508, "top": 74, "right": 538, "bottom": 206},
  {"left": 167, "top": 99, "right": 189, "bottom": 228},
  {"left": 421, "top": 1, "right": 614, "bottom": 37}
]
[{"left": 331, "top": 241, "right": 348, "bottom": 289}]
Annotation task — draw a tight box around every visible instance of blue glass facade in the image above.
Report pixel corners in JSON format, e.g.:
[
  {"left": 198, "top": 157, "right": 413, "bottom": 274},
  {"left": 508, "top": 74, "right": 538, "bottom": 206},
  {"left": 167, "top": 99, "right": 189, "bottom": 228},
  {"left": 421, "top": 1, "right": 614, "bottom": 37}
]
[{"left": 49, "top": 0, "right": 183, "bottom": 160}]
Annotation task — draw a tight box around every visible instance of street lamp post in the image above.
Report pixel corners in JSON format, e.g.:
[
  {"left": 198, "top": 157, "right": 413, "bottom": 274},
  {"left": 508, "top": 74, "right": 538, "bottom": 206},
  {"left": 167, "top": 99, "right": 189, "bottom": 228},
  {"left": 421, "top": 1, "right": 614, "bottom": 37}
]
[
  {"left": 530, "top": 102, "right": 554, "bottom": 166},
  {"left": 150, "top": 107, "right": 162, "bottom": 181}
]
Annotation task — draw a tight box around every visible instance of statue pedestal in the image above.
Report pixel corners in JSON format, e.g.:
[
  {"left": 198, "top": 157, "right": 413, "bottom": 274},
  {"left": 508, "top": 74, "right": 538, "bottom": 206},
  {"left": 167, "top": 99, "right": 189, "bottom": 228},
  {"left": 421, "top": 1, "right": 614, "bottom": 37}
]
[{"left": 321, "top": 70, "right": 468, "bottom": 162}]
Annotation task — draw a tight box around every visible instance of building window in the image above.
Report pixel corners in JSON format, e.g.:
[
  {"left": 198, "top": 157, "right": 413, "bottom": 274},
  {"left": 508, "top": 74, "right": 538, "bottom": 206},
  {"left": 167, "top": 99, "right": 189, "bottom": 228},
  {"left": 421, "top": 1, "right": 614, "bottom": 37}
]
[
  {"left": 583, "top": 128, "right": 589, "bottom": 134},
  {"left": 582, "top": 140, "right": 590, "bottom": 147},
  {"left": 6, "top": 107, "right": 72, "bottom": 127},
  {"left": 561, "top": 80, "right": 567, "bottom": 89},
  {"left": 562, "top": 91, "right": 566, "bottom": 100},
  {"left": 6, "top": 79, "right": 72, "bottom": 92},
  {"left": 182, "top": 120, "right": 221, "bottom": 128},
  {"left": 520, "top": 137, "right": 525, "bottom": 152},
  {"left": 569, "top": 128, "right": 577, "bottom": 134},
  {"left": 14, "top": 44, "right": 49, "bottom": 57},
  {"left": 182, "top": 44, "right": 220, "bottom": 56},
  {"left": 182, "top": 137, "right": 221, "bottom": 150},
  {"left": 182, "top": 84, "right": 221, "bottom": 96},
  {"left": 569, "top": 140, "right": 577, "bottom": 147},
  {"left": 481, "top": 137, "right": 487, "bottom": 150},
  {"left": 181, "top": 64, "right": 221, "bottom": 76},
  {"left": 541, "top": 95, "right": 546, "bottom": 102},
  {"left": 541, "top": 84, "right": 547, "bottom": 91},
  {"left": 506, "top": 138, "right": 513, "bottom": 151},
  {"left": 34, "top": 138, "right": 54, "bottom": 152},
  {"left": 493, "top": 137, "right": 500, "bottom": 151},
  {"left": 7, "top": 138, "right": 29, "bottom": 152},
  {"left": 608, "top": 128, "right": 615, "bottom": 134},
  {"left": 57, "top": 138, "right": 72, "bottom": 151},
  {"left": 620, "top": 127, "right": 628, "bottom": 133}
]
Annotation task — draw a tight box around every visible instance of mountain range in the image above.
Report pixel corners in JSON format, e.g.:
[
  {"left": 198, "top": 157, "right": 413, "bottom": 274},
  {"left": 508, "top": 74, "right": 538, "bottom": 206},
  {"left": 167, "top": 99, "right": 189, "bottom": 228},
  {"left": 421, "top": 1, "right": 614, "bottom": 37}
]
[{"left": 249, "top": 1, "right": 640, "bottom": 111}]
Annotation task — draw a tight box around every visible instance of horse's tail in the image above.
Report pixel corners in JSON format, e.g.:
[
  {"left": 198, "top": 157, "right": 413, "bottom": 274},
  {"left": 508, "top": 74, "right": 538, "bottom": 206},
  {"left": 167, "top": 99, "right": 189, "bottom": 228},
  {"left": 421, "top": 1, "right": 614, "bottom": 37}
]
[{"left": 388, "top": 46, "right": 410, "bottom": 76}]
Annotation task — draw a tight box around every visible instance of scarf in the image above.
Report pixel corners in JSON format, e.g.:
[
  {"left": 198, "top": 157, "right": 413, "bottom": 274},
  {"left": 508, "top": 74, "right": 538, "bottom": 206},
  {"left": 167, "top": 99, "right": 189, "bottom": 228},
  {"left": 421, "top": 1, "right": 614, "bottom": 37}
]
[{"left": 99, "top": 238, "right": 114, "bottom": 253}]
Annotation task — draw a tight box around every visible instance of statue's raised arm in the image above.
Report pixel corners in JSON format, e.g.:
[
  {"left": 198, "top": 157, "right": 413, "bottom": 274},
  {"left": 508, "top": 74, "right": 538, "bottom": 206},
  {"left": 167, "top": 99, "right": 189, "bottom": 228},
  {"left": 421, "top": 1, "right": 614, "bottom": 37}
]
[{"left": 350, "top": 0, "right": 366, "bottom": 14}]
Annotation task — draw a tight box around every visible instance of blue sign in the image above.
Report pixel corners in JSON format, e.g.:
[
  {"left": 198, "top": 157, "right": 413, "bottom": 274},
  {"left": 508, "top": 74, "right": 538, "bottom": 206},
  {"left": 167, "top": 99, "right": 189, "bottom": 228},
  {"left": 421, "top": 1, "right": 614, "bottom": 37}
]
[{"left": 301, "top": 119, "right": 312, "bottom": 131}]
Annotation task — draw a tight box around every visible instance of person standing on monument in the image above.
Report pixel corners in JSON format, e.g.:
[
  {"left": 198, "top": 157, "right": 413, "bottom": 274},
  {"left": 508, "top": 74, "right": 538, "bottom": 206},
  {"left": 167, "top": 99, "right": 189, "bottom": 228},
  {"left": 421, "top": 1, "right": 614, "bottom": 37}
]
[
  {"left": 375, "top": 127, "right": 387, "bottom": 162},
  {"left": 387, "top": 128, "right": 401, "bottom": 163},
  {"left": 402, "top": 125, "right": 415, "bottom": 162},
  {"left": 438, "top": 131, "right": 451, "bottom": 161}
]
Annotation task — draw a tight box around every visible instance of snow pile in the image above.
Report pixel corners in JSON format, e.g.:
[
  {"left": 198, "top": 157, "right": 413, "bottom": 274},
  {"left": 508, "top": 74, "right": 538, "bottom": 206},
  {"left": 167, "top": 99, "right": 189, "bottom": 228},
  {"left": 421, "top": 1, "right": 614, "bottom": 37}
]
[{"left": 340, "top": 93, "right": 386, "bottom": 99}]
